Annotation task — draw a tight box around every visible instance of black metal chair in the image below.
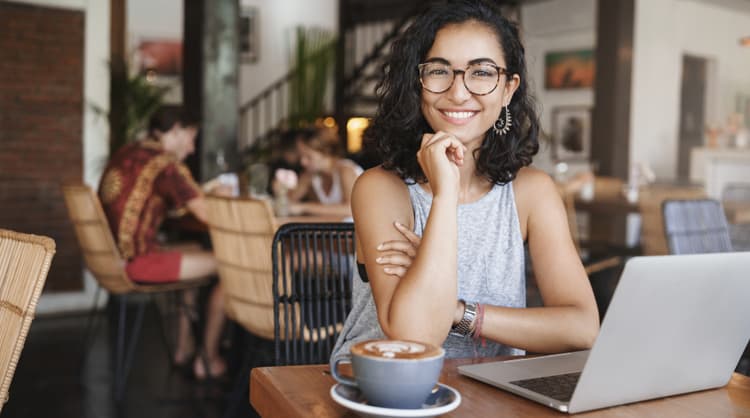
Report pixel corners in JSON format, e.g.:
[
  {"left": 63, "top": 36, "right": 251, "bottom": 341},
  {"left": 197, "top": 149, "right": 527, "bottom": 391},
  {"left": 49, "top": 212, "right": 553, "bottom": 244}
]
[
  {"left": 272, "top": 222, "right": 356, "bottom": 366},
  {"left": 662, "top": 198, "right": 749, "bottom": 371},
  {"left": 662, "top": 199, "right": 733, "bottom": 254}
]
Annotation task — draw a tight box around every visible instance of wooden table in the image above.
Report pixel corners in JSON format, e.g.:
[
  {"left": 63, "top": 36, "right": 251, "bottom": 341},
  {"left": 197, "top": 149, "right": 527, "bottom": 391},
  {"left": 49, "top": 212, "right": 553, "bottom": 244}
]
[
  {"left": 723, "top": 202, "right": 750, "bottom": 224},
  {"left": 165, "top": 213, "right": 348, "bottom": 234},
  {"left": 276, "top": 215, "right": 350, "bottom": 225},
  {"left": 250, "top": 357, "right": 750, "bottom": 417}
]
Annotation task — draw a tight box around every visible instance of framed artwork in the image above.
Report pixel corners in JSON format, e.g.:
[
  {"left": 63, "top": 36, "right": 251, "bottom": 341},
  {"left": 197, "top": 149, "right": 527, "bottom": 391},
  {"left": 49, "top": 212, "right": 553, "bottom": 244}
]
[
  {"left": 544, "top": 49, "right": 595, "bottom": 89},
  {"left": 136, "top": 39, "right": 182, "bottom": 76},
  {"left": 552, "top": 106, "right": 591, "bottom": 161},
  {"left": 240, "top": 6, "right": 259, "bottom": 63}
]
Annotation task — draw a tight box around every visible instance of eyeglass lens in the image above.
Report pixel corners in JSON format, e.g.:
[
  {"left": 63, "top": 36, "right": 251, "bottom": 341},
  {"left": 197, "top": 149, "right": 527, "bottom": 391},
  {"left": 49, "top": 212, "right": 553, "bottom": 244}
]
[{"left": 419, "top": 63, "right": 501, "bottom": 95}]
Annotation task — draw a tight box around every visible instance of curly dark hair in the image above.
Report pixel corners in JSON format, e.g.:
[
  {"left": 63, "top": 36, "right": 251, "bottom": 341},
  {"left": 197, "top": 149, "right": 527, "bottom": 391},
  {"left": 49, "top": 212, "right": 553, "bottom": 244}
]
[{"left": 365, "top": 0, "right": 539, "bottom": 184}]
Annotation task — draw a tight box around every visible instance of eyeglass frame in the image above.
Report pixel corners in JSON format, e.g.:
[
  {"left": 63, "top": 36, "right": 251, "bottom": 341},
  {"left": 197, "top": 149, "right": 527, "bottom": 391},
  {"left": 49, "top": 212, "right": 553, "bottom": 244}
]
[{"left": 417, "top": 62, "right": 509, "bottom": 96}]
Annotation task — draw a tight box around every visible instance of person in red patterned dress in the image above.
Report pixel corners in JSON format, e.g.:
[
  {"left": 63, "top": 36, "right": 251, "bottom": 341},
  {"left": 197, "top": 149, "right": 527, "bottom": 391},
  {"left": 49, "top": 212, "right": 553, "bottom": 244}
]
[{"left": 99, "top": 110, "right": 226, "bottom": 379}]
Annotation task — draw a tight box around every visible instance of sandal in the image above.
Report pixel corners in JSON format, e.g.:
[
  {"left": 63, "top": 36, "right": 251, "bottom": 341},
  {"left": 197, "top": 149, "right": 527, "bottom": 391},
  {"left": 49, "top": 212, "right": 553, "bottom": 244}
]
[{"left": 193, "top": 356, "right": 228, "bottom": 380}]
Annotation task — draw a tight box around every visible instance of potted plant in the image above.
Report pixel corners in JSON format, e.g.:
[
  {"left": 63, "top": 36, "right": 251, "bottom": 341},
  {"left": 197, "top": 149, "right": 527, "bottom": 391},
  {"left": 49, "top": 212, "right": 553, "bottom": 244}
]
[
  {"left": 93, "top": 63, "right": 171, "bottom": 156},
  {"left": 288, "top": 26, "right": 336, "bottom": 128}
]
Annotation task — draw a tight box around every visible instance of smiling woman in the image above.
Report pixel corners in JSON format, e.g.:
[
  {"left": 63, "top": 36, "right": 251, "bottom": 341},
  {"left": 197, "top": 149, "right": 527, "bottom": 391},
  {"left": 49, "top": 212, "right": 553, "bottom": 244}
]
[{"left": 330, "top": 0, "right": 599, "bottom": 364}]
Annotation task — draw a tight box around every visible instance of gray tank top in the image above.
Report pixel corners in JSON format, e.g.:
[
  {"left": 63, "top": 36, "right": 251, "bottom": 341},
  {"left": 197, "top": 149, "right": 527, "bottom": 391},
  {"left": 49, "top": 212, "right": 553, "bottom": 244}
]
[{"left": 330, "top": 180, "right": 526, "bottom": 364}]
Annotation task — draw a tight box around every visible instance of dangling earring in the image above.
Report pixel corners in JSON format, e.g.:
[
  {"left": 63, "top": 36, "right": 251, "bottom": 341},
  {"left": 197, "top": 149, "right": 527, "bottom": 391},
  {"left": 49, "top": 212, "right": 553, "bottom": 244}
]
[{"left": 493, "top": 105, "right": 512, "bottom": 136}]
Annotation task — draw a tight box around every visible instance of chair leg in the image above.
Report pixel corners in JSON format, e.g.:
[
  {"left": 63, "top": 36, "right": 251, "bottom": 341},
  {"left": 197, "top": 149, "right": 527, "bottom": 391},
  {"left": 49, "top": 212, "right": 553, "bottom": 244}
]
[
  {"left": 80, "top": 285, "right": 103, "bottom": 367},
  {"left": 222, "top": 355, "right": 252, "bottom": 418},
  {"left": 112, "top": 295, "right": 127, "bottom": 401},
  {"left": 113, "top": 295, "right": 147, "bottom": 402},
  {"left": 223, "top": 331, "right": 255, "bottom": 418},
  {"left": 153, "top": 293, "right": 176, "bottom": 365}
]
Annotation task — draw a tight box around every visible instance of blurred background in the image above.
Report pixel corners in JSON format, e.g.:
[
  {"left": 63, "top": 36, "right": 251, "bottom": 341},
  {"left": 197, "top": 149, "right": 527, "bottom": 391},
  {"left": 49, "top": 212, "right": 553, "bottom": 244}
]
[{"left": 1, "top": 0, "right": 749, "bottom": 416}]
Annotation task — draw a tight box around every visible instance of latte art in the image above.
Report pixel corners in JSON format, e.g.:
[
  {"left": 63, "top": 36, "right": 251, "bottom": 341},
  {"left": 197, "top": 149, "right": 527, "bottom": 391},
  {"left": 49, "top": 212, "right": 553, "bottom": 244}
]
[
  {"left": 366, "top": 341, "right": 425, "bottom": 358},
  {"left": 352, "top": 339, "right": 444, "bottom": 360}
]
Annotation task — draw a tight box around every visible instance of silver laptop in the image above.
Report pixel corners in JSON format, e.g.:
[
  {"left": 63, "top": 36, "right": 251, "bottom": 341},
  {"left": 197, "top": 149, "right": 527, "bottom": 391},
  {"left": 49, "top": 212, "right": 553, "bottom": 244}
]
[{"left": 458, "top": 252, "right": 750, "bottom": 413}]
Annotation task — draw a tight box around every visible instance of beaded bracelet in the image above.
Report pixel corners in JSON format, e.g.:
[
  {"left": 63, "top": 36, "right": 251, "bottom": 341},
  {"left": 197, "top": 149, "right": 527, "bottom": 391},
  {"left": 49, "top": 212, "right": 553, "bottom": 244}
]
[{"left": 472, "top": 302, "right": 485, "bottom": 339}]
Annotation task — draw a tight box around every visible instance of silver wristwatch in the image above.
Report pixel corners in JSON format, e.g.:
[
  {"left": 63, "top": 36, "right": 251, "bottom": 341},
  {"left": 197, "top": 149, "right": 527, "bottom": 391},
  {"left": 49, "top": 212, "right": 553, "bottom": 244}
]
[{"left": 450, "top": 300, "right": 478, "bottom": 337}]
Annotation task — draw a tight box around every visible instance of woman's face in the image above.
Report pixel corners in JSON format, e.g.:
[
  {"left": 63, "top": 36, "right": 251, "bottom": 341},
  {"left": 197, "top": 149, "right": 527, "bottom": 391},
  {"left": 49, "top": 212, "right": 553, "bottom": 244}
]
[
  {"left": 296, "top": 140, "right": 328, "bottom": 173},
  {"left": 420, "top": 20, "right": 520, "bottom": 147}
]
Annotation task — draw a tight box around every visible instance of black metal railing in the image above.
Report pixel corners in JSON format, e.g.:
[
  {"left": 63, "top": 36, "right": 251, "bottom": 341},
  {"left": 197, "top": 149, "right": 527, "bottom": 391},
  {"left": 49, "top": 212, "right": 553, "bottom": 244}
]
[{"left": 238, "top": 15, "right": 415, "bottom": 154}]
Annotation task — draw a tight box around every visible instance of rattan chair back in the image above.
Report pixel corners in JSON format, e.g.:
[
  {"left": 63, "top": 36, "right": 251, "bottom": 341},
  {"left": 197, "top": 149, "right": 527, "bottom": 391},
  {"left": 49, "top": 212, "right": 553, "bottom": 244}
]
[
  {"left": 204, "top": 196, "right": 278, "bottom": 340},
  {"left": 62, "top": 184, "right": 207, "bottom": 295},
  {"left": 62, "top": 184, "right": 136, "bottom": 294},
  {"left": 0, "top": 229, "right": 55, "bottom": 413}
]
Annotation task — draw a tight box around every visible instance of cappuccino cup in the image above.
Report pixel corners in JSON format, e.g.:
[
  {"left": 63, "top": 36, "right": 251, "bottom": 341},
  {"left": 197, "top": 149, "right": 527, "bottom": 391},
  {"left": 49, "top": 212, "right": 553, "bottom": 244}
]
[{"left": 331, "top": 339, "right": 445, "bottom": 409}]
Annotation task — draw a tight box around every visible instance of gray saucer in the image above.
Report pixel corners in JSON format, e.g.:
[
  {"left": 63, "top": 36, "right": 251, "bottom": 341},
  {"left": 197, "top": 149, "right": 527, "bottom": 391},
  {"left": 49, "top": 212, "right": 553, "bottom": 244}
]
[{"left": 330, "top": 382, "right": 461, "bottom": 418}]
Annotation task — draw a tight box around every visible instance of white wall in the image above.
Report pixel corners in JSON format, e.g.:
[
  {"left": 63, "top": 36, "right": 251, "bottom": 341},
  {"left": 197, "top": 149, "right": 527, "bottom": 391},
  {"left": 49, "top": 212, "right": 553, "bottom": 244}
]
[
  {"left": 127, "top": 0, "right": 183, "bottom": 103},
  {"left": 4, "top": 0, "right": 111, "bottom": 314},
  {"left": 127, "top": 0, "right": 183, "bottom": 43},
  {"left": 521, "top": 0, "right": 597, "bottom": 174},
  {"left": 238, "top": 0, "right": 338, "bottom": 106},
  {"left": 631, "top": 0, "right": 750, "bottom": 180}
]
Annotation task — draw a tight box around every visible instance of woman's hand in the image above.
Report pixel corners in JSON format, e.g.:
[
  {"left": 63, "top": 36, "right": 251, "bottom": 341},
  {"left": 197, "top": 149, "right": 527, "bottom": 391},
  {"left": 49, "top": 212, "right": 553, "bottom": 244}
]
[
  {"left": 375, "top": 221, "right": 422, "bottom": 277},
  {"left": 417, "top": 132, "right": 466, "bottom": 197}
]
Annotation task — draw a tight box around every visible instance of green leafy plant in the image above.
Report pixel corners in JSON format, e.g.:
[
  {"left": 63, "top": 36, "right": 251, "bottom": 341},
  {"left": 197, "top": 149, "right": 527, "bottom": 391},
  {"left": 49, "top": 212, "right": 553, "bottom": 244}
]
[
  {"left": 93, "top": 63, "right": 171, "bottom": 156},
  {"left": 288, "top": 26, "right": 337, "bottom": 128}
]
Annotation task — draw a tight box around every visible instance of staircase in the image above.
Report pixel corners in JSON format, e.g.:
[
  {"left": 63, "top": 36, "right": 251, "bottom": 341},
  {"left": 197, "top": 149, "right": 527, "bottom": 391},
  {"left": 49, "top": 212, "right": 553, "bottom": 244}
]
[
  {"left": 238, "top": 0, "right": 521, "bottom": 158},
  {"left": 238, "top": 6, "right": 420, "bottom": 155}
]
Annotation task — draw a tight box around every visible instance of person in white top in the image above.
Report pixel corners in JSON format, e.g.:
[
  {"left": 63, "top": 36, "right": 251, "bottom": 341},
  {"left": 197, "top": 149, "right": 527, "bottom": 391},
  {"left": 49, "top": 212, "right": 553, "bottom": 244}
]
[{"left": 286, "top": 128, "right": 363, "bottom": 217}]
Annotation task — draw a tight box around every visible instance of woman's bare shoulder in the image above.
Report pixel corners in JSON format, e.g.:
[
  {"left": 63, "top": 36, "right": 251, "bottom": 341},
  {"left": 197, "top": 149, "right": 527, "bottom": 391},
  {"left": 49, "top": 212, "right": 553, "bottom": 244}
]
[
  {"left": 352, "top": 166, "right": 411, "bottom": 214},
  {"left": 512, "top": 167, "right": 560, "bottom": 230},
  {"left": 354, "top": 166, "right": 407, "bottom": 193},
  {"left": 513, "top": 166, "right": 556, "bottom": 197}
]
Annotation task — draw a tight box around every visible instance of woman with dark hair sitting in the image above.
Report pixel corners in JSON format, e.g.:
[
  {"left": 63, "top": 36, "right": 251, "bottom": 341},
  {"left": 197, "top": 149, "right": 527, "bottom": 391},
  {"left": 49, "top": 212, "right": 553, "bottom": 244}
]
[
  {"left": 285, "top": 128, "right": 363, "bottom": 218},
  {"left": 331, "top": 0, "right": 598, "bottom": 361}
]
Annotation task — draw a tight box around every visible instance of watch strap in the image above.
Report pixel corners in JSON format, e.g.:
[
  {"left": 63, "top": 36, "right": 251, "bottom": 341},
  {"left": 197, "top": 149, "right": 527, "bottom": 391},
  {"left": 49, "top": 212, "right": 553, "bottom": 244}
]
[{"left": 450, "top": 300, "right": 478, "bottom": 337}]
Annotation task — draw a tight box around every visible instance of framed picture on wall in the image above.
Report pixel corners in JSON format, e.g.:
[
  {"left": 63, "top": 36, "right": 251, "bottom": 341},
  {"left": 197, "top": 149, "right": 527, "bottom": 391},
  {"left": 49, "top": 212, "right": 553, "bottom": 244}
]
[
  {"left": 544, "top": 49, "right": 595, "bottom": 89},
  {"left": 136, "top": 39, "right": 182, "bottom": 76},
  {"left": 552, "top": 106, "right": 591, "bottom": 161},
  {"left": 240, "top": 6, "right": 259, "bottom": 63}
]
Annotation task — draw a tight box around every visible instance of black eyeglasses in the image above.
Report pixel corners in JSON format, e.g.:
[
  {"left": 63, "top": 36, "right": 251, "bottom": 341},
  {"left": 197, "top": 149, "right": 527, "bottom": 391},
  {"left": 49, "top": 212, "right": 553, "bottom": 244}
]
[{"left": 418, "top": 62, "right": 508, "bottom": 95}]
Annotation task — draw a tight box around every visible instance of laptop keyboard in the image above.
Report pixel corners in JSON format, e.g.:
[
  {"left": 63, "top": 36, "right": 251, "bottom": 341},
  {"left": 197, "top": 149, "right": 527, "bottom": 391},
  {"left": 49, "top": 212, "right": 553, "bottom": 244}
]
[{"left": 510, "top": 372, "right": 581, "bottom": 402}]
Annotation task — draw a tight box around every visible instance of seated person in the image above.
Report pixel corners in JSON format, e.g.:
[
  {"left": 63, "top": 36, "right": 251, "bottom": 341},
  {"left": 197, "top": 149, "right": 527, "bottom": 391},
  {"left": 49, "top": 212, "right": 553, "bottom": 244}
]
[
  {"left": 98, "top": 109, "right": 226, "bottom": 379},
  {"left": 264, "top": 129, "right": 304, "bottom": 196},
  {"left": 286, "top": 128, "right": 363, "bottom": 217},
  {"left": 331, "top": 0, "right": 599, "bottom": 362}
]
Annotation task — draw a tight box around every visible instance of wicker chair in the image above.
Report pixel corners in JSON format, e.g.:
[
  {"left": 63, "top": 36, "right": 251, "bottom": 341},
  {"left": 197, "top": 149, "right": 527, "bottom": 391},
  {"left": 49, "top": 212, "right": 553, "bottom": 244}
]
[
  {"left": 206, "top": 196, "right": 353, "bottom": 358},
  {"left": 0, "top": 228, "right": 55, "bottom": 414},
  {"left": 204, "top": 196, "right": 279, "bottom": 341},
  {"left": 204, "top": 195, "right": 279, "bottom": 417},
  {"left": 61, "top": 184, "right": 211, "bottom": 401},
  {"left": 204, "top": 197, "right": 355, "bottom": 417}
]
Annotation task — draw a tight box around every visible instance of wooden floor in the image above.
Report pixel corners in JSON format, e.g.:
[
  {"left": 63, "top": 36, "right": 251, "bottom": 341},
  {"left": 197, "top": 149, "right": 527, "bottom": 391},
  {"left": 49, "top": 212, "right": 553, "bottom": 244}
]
[{"left": 1, "top": 301, "right": 262, "bottom": 418}]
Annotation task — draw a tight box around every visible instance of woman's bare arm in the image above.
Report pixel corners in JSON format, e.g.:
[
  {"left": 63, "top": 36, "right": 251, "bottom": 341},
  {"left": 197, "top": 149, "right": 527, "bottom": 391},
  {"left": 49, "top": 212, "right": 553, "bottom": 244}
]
[{"left": 476, "top": 168, "right": 599, "bottom": 352}]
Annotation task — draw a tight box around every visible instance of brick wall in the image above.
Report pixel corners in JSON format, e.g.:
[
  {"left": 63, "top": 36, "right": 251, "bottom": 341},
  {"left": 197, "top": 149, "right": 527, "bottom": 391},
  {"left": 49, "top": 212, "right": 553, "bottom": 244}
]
[{"left": 0, "top": 2, "right": 85, "bottom": 292}]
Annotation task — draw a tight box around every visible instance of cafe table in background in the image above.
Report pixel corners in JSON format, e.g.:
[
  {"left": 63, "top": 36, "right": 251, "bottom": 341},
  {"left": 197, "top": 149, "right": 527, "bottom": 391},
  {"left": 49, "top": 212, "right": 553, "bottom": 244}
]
[{"left": 250, "top": 356, "right": 750, "bottom": 417}]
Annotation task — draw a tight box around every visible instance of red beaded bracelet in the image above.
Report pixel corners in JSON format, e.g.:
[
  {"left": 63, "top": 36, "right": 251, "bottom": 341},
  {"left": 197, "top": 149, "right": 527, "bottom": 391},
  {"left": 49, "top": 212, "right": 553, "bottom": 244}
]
[{"left": 472, "top": 302, "right": 485, "bottom": 339}]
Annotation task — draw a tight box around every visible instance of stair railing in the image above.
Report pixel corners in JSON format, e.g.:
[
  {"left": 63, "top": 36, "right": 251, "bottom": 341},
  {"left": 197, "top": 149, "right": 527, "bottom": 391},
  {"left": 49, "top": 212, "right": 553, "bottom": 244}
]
[{"left": 238, "top": 13, "right": 417, "bottom": 153}]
